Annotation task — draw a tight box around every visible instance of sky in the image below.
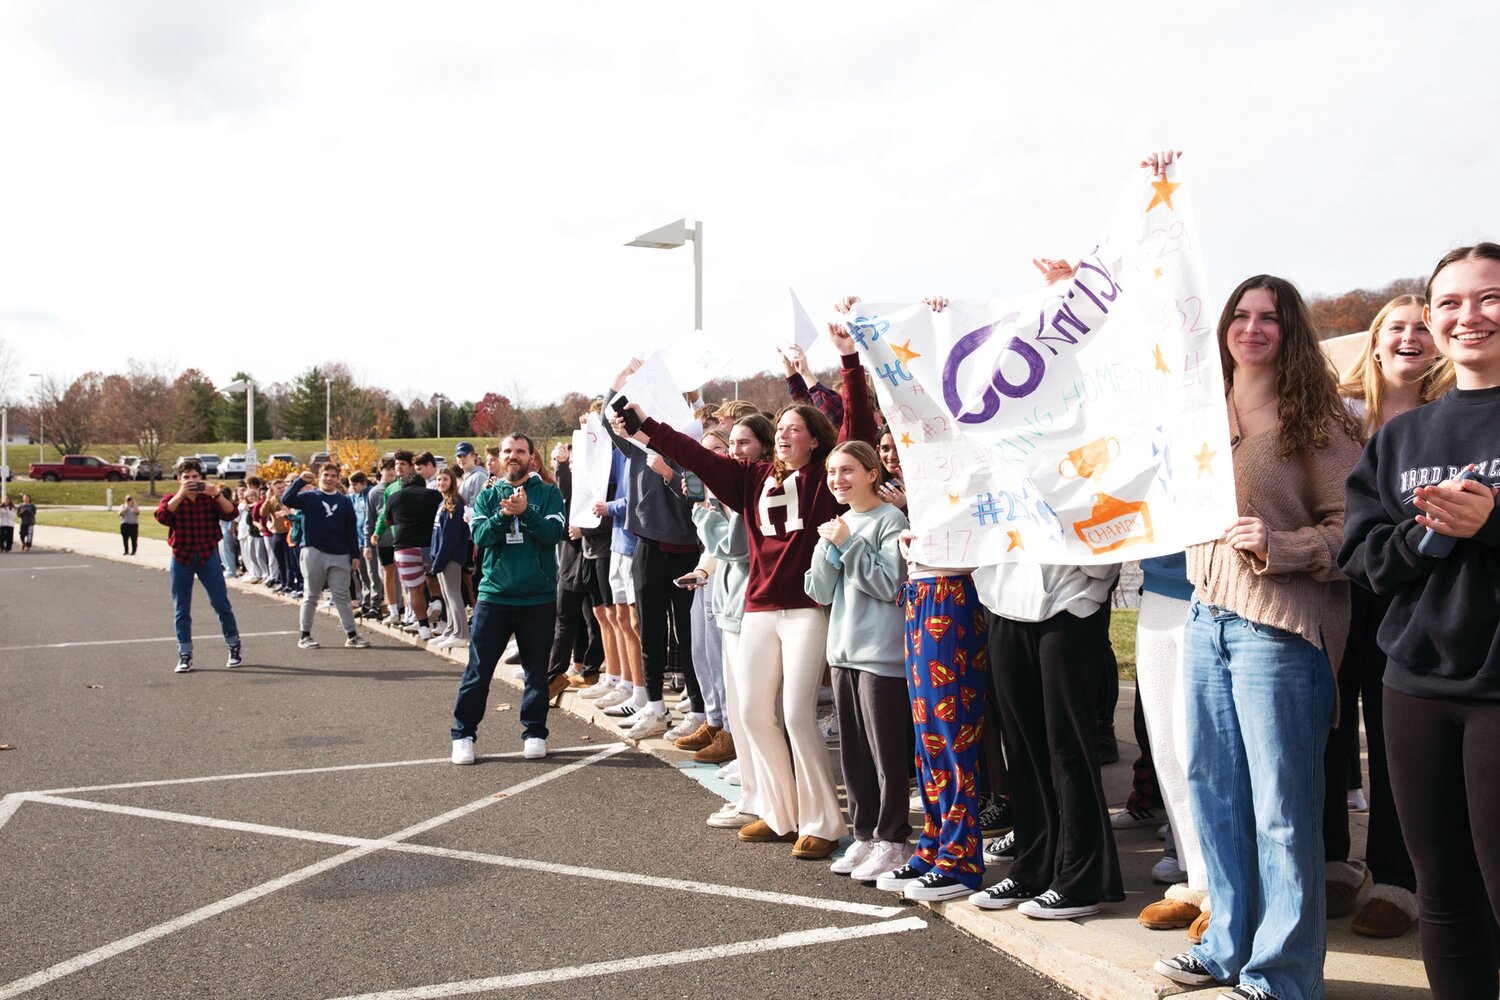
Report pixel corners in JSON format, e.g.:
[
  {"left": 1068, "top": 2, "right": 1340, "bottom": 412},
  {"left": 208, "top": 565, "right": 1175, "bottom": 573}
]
[{"left": 1, "top": 0, "right": 1497, "bottom": 406}]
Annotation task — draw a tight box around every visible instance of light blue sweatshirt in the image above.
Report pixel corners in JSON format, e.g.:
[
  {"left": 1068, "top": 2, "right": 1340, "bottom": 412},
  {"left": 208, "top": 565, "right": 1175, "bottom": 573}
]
[
  {"left": 694, "top": 501, "right": 749, "bottom": 634},
  {"left": 803, "top": 502, "right": 908, "bottom": 677}
]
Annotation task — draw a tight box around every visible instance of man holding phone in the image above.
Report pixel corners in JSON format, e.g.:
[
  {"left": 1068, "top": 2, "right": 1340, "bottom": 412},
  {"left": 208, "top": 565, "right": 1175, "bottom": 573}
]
[{"left": 155, "top": 459, "right": 243, "bottom": 673}]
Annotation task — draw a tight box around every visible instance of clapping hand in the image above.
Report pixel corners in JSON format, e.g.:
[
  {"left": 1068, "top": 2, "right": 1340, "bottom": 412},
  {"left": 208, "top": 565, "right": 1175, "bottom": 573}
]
[{"left": 817, "top": 516, "right": 850, "bottom": 547}]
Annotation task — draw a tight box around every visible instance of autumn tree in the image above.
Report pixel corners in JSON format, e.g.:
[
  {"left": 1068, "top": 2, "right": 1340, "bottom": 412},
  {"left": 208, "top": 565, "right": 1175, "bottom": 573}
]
[
  {"left": 96, "top": 362, "right": 180, "bottom": 494},
  {"left": 33, "top": 371, "right": 103, "bottom": 457},
  {"left": 1307, "top": 278, "right": 1425, "bottom": 337},
  {"left": 470, "top": 392, "right": 516, "bottom": 439}
]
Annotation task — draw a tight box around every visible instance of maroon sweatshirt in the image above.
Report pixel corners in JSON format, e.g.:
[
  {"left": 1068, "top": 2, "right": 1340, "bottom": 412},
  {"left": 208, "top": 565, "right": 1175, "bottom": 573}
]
[{"left": 643, "top": 353, "right": 877, "bottom": 612}]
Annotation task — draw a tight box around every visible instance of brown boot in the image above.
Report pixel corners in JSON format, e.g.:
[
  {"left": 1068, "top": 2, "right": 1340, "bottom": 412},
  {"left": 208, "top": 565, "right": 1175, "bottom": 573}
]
[
  {"left": 1351, "top": 884, "right": 1417, "bottom": 938},
  {"left": 792, "top": 835, "right": 838, "bottom": 859},
  {"left": 674, "top": 723, "right": 718, "bottom": 752},
  {"left": 547, "top": 673, "right": 570, "bottom": 703},
  {"left": 738, "top": 819, "right": 796, "bottom": 843},
  {"left": 1188, "top": 908, "right": 1211, "bottom": 944},
  {"left": 1326, "top": 861, "right": 1370, "bottom": 919},
  {"left": 1139, "top": 884, "right": 1205, "bottom": 929},
  {"left": 693, "top": 728, "right": 736, "bottom": 765}
]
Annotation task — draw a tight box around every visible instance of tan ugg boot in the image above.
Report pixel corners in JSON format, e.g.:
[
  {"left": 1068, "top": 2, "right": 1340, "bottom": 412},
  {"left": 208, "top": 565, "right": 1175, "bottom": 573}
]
[
  {"left": 1352, "top": 883, "right": 1417, "bottom": 938},
  {"left": 1325, "top": 860, "right": 1370, "bottom": 919},
  {"left": 1139, "top": 884, "right": 1207, "bottom": 929}
]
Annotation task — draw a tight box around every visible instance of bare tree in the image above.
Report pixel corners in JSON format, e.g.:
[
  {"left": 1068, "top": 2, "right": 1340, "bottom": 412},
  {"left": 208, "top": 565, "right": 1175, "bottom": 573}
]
[
  {"left": 0, "top": 336, "right": 17, "bottom": 406},
  {"left": 96, "top": 362, "right": 178, "bottom": 494},
  {"left": 34, "top": 371, "right": 103, "bottom": 456}
]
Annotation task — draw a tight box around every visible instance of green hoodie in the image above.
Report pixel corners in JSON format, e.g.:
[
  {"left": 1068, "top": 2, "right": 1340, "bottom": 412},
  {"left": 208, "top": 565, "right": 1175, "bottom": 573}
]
[{"left": 470, "top": 473, "right": 565, "bottom": 606}]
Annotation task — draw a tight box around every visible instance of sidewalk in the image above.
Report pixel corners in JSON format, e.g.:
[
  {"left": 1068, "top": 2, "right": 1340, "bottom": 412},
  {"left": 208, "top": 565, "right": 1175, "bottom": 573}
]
[{"left": 35, "top": 526, "right": 1430, "bottom": 999}]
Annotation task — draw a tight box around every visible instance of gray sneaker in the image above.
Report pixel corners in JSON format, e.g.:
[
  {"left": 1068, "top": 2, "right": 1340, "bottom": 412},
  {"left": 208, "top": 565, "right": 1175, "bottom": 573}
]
[
  {"left": 297, "top": 636, "right": 320, "bottom": 650},
  {"left": 344, "top": 634, "right": 370, "bottom": 649}
]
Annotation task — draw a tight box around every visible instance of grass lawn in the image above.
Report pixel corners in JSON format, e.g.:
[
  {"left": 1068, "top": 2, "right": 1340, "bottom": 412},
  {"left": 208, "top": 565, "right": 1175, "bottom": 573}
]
[
  {"left": 1109, "top": 607, "right": 1138, "bottom": 680},
  {"left": 5, "top": 481, "right": 169, "bottom": 506},
  {"left": 39, "top": 509, "right": 169, "bottom": 542}
]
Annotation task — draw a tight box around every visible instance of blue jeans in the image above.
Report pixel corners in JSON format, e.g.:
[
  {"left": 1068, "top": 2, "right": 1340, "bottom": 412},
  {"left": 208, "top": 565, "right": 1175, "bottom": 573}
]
[
  {"left": 451, "top": 600, "right": 556, "bottom": 744},
  {"left": 1185, "top": 601, "right": 1334, "bottom": 1000},
  {"left": 170, "top": 551, "right": 241, "bottom": 655}
]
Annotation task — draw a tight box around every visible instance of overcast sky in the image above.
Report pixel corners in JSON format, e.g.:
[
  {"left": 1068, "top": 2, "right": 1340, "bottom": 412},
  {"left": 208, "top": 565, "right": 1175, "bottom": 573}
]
[{"left": 2, "top": 0, "right": 1497, "bottom": 406}]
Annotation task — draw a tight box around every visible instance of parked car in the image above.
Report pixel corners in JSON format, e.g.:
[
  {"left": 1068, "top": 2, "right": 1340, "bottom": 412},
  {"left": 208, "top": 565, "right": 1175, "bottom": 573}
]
[
  {"left": 265, "top": 452, "right": 298, "bottom": 468},
  {"left": 196, "top": 453, "right": 222, "bottom": 476},
  {"left": 28, "top": 455, "right": 131, "bottom": 482},
  {"left": 127, "top": 457, "right": 164, "bottom": 480},
  {"left": 221, "top": 454, "right": 248, "bottom": 478}
]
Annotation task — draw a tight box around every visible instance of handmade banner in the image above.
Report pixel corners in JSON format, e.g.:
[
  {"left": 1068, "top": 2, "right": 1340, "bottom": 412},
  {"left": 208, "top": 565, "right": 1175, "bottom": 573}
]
[
  {"left": 569, "top": 412, "right": 612, "bottom": 530},
  {"left": 851, "top": 164, "right": 1236, "bottom": 566}
]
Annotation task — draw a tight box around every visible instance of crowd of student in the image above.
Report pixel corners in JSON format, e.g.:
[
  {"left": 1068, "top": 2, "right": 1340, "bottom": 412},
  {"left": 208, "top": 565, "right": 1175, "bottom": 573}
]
[{"left": 147, "top": 164, "right": 1497, "bottom": 1000}]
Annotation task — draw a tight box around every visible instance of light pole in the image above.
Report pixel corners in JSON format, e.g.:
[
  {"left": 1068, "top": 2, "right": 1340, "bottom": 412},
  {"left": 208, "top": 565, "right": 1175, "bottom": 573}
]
[
  {"left": 224, "top": 379, "right": 256, "bottom": 477},
  {"left": 435, "top": 395, "right": 450, "bottom": 440},
  {"left": 1, "top": 405, "right": 9, "bottom": 500},
  {"left": 324, "top": 377, "right": 332, "bottom": 452},
  {"left": 28, "top": 373, "right": 43, "bottom": 461},
  {"left": 626, "top": 219, "right": 729, "bottom": 397}
]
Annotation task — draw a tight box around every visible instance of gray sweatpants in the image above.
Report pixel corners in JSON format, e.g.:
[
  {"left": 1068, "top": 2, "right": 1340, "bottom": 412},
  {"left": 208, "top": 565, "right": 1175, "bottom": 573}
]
[
  {"left": 300, "top": 547, "right": 357, "bottom": 634},
  {"left": 689, "top": 580, "right": 725, "bottom": 728}
]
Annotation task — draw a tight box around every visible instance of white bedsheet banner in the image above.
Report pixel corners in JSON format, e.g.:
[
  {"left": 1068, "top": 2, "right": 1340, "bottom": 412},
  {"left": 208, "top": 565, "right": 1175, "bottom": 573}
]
[
  {"left": 568, "top": 412, "right": 612, "bottom": 530},
  {"left": 853, "top": 165, "right": 1236, "bottom": 566}
]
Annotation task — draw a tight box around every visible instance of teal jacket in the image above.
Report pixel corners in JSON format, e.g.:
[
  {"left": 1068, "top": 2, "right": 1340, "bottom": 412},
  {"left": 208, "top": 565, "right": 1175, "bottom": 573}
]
[{"left": 470, "top": 473, "right": 565, "bottom": 606}]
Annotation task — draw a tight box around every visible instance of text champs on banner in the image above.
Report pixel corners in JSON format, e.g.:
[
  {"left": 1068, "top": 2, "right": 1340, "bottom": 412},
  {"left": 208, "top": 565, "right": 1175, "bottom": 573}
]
[{"left": 851, "top": 164, "right": 1236, "bottom": 567}]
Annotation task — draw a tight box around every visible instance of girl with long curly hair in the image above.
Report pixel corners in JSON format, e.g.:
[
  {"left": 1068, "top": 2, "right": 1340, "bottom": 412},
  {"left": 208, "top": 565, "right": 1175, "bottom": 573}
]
[{"left": 1154, "top": 275, "right": 1363, "bottom": 1000}]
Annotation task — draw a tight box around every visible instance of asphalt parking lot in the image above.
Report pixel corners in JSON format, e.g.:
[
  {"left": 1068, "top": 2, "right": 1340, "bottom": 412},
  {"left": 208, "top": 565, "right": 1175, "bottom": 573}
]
[{"left": 0, "top": 550, "right": 1072, "bottom": 999}]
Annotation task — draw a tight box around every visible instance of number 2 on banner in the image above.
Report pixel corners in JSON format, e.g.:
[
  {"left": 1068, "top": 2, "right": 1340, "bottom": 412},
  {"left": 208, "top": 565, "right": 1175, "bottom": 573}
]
[{"left": 1174, "top": 297, "right": 1208, "bottom": 336}]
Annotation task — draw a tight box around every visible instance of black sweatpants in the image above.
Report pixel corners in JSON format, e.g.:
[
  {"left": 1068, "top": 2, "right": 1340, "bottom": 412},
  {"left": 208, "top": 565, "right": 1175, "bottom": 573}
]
[
  {"left": 1385, "top": 686, "right": 1500, "bottom": 999},
  {"left": 548, "top": 585, "right": 603, "bottom": 680},
  {"left": 632, "top": 537, "right": 699, "bottom": 703},
  {"left": 990, "top": 605, "right": 1124, "bottom": 904},
  {"left": 1323, "top": 585, "right": 1414, "bottom": 889}
]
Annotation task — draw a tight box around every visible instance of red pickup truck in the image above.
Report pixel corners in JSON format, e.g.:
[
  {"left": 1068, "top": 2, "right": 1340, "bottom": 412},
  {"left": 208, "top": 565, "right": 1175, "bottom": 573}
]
[{"left": 28, "top": 455, "right": 132, "bottom": 482}]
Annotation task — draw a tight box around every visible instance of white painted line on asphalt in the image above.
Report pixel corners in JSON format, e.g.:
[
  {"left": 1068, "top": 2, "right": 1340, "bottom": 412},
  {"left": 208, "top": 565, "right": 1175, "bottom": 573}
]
[
  {"left": 322, "top": 917, "right": 929, "bottom": 1000},
  {"left": 15, "top": 791, "right": 904, "bottom": 920},
  {"left": 30, "top": 742, "right": 617, "bottom": 795},
  {"left": 0, "top": 630, "right": 297, "bottom": 652},
  {"left": 390, "top": 842, "right": 908, "bottom": 920},
  {"left": 0, "top": 564, "right": 94, "bottom": 572},
  {"left": 0, "top": 743, "right": 627, "bottom": 1000},
  {"left": 0, "top": 794, "right": 25, "bottom": 834}
]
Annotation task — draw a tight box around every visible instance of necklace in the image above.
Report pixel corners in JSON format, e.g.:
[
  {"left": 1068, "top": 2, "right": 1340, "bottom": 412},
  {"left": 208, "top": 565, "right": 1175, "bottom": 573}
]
[{"left": 1229, "top": 387, "right": 1276, "bottom": 446}]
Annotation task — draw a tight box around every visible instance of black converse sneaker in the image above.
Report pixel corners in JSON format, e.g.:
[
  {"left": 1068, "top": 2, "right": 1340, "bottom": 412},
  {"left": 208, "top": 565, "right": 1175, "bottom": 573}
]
[
  {"left": 1220, "top": 986, "right": 1281, "bottom": 1000},
  {"left": 1017, "top": 889, "right": 1101, "bottom": 920},
  {"left": 175, "top": 652, "right": 194, "bottom": 673},
  {"left": 983, "top": 829, "right": 1016, "bottom": 862},
  {"left": 226, "top": 643, "right": 243, "bottom": 668},
  {"left": 903, "top": 870, "right": 970, "bottom": 901},
  {"left": 1154, "top": 952, "right": 1218, "bottom": 986},
  {"left": 968, "top": 877, "right": 1033, "bottom": 910},
  {"left": 978, "top": 795, "right": 1012, "bottom": 837},
  {"left": 874, "top": 863, "right": 925, "bottom": 893}
]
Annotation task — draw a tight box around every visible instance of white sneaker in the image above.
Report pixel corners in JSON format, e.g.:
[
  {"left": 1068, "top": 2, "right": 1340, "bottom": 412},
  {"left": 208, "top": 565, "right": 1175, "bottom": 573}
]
[
  {"left": 850, "top": 840, "right": 910, "bottom": 882},
  {"left": 624, "top": 709, "right": 670, "bottom": 740},
  {"left": 1347, "top": 789, "right": 1369, "bottom": 812},
  {"left": 580, "top": 677, "right": 615, "bottom": 699},
  {"left": 435, "top": 635, "right": 467, "bottom": 650},
  {"left": 428, "top": 599, "right": 444, "bottom": 626},
  {"left": 594, "top": 687, "right": 631, "bottom": 709},
  {"left": 298, "top": 636, "right": 320, "bottom": 650},
  {"left": 510, "top": 666, "right": 526, "bottom": 682},
  {"left": 380, "top": 611, "right": 402, "bottom": 626},
  {"left": 417, "top": 625, "right": 433, "bottom": 641},
  {"left": 603, "top": 700, "right": 641, "bottom": 719},
  {"left": 522, "top": 737, "right": 546, "bottom": 760},
  {"left": 716, "top": 759, "right": 742, "bottom": 785},
  {"left": 451, "top": 737, "right": 475, "bottom": 765},
  {"left": 819, "top": 713, "right": 839, "bottom": 741},
  {"left": 830, "top": 839, "right": 876, "bottom": 876},
  {"left": 706, "top": 801, "right": 756, "bottom": 829},
  {"left": 665, "top": 711, "right": 706, "bottom": 742}
]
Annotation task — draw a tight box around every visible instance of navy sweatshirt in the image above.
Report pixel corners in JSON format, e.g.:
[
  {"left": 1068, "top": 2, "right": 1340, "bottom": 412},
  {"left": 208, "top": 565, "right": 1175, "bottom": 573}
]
[
  {"left": 282, "top": 480, "right": 360, "bottom": 557},
  {"left": 1338, "top": 385, "right": 1500, "bottom": 701}
]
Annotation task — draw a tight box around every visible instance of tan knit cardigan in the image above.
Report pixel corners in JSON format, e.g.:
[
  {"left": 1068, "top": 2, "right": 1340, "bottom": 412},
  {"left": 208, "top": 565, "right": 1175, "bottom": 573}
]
[{"left": 1186, "top": 409, "right": 1363, "bottom": 673}]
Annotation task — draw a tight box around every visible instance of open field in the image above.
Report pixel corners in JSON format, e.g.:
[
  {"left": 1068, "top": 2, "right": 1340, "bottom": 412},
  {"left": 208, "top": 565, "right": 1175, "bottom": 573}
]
[{"left": 38, "top": 509, "right": 169, "bottom": 541}]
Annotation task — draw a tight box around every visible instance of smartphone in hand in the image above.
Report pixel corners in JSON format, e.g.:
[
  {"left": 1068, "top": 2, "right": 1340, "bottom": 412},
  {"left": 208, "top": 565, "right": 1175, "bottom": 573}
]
[
  {"left": 673, "top": 573, "right": 707, "bottom": 590},
  {"left": 611, "top": 395, "right": 643, "bottom": 435}
]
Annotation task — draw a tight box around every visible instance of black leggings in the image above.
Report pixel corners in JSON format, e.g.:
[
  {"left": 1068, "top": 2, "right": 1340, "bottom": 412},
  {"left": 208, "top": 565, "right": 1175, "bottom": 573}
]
[
  {"left": 121, "top": 523, "right": 139, "bottom": 554},
  {"left": 1385, "top": 686, "right": 1500, "bottom": 999},
  {"left": 631, "top": 538, "right": 699, "bottom": 704},
  {"left": 0, "top": 526, "right": 11, "bottom": 552}
]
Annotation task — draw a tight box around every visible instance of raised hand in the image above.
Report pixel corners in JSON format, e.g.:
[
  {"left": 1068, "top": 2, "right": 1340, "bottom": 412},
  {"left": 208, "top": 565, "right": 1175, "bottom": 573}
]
[
  {"left": 1140, "top": 149, "right": 1183, "bottom": 177},
  {"left": 1032, "top": 258, "right": 1077, "bottom": 284}
]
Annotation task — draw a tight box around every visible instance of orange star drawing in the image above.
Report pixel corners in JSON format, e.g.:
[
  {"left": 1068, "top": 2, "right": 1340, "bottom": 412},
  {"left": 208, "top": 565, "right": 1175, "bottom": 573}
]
[
  {"left": 900, "top": 432, "right": 913, "bottom": 448},
  {"left": 1147, "top": 175, "right": 1181, "bottom": 213},
  {"left": 1006, "top": 530, "right": 1024, "bottom": 552},
  {"left": 1195, "top": 443, "right": 1215, "bottom": 478},
  {"left": 890, "top": 339, "right": 922, "bottom": 365},
  {"left": 948, "top": 493, "right": 960, "bottom": 507},
  {"left": 1153, "top": 266, "right": 1164, "bottom": 279},
  {"left": 1153, "top": 343, "right": 1170, "bottom": 376}
]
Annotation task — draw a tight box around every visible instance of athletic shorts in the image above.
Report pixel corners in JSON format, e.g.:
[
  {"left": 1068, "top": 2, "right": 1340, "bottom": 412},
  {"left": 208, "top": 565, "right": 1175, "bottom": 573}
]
[
  {"left": 583, "top": 556, "right": 609, "bottom": 608},
  {"left": 394, "top": 548, "right": 426, "bottom": 590},
  {"left": 607, "top": 550, "right": 635, "bottom": 605},
  {"left": 377, "top": 545, "right": 395, "bottom": 568}
]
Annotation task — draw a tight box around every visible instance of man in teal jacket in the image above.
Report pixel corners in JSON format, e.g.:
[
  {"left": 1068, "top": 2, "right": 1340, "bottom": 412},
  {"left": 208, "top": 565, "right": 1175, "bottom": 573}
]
[{"left": 450, "top": 433, "right": 566, "bottom": 763}]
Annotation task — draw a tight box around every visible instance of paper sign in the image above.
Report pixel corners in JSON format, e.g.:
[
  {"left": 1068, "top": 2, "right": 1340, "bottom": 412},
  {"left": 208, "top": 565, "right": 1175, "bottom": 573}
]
[
  {"left": 853, "top": 164, "right": 1236, "bottom": 566},
  {"left": 569, "top": 413, "right": 613, "bottom": 529}
]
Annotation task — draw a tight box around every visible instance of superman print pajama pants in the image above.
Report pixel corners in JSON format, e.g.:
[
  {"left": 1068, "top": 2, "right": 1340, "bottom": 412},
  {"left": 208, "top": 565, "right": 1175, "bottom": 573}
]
[{"left": 901, "top": 574, "right": 988, "bottom": 890}]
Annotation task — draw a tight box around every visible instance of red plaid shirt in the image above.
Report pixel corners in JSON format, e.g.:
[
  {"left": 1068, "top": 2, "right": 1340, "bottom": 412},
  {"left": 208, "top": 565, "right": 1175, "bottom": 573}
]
[
  {"left": 785, "top": 375, "right": 844, "bottom": 425},
  {"left": 155, "top": 491, "right": 236, "bottom": 564}
]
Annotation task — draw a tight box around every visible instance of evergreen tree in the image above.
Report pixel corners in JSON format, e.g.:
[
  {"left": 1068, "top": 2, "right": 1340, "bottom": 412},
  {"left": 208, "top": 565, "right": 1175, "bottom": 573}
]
[{"left": 390, "top": 402, "right": 415, "bottom": 438}]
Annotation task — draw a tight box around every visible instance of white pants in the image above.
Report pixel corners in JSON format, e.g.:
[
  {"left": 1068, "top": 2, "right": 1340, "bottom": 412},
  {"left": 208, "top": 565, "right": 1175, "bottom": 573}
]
[
  {"left": 720, "top": 629, "right": 760, "bottom": 816},
  {"left": 732, "top": 609, "right": 842, "bottom": 841},
  {"left": 1135, "top": 591, "right": 1207, "bottom": 892},
  {"left": 259, "top": 537, "right": 280, "bottom": 584},
  {"left": 242, "top": 534, "right": 266, "bottom": 579}
]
